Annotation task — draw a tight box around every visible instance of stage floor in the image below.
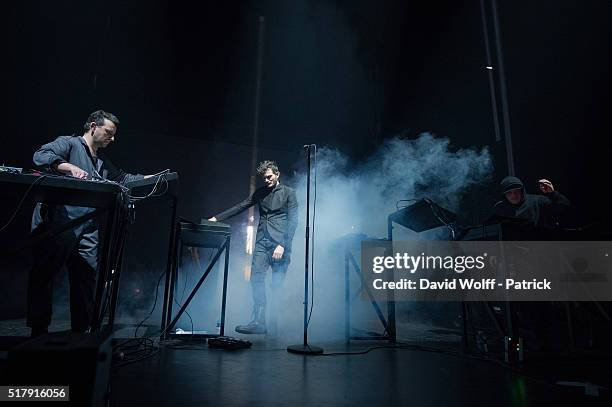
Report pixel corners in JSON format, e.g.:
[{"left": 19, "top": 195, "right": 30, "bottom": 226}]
[
  {"left": 1, "top": 319, "right": 610, "bottom": 406},
  {"left": 109, "top": 338, "right": 609, "bottom": 407}
]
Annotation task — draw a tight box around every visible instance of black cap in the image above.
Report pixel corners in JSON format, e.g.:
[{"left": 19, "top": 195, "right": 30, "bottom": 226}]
[{"left": 500, "top": 176, "right": 524, "bottom": 193}]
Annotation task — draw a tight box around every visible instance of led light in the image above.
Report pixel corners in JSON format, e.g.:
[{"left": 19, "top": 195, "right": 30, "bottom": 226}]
[
  {"left": 485, "top": 66, "right": 493, "bottom": 70},
  {"left": 246, "top": 225, "right": 254, "bottom": 254}
]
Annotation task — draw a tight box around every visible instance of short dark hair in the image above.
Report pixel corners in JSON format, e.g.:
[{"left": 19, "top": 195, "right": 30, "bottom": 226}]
[
  {"left": 83, "top": 110, "right": 119, "bottom": 131},
  {"left": 257, "top": 160, "right": 279, "bottom": 176}
]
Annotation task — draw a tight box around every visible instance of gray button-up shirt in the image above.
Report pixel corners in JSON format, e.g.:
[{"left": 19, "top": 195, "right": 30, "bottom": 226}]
[{"left": 32, "top": 134, "right": 143, "bottom": 235}]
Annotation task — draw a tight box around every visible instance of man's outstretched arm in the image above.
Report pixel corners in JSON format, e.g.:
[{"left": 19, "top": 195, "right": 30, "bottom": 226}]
[
  {"left": 102, "top": 156, "right": 144, "bottom": 184},
  {"left": 210, "top": 192, "right": 257, "bottom": 222}
]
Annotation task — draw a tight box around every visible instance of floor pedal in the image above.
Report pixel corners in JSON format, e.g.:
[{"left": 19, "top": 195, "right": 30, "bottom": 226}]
[{"left": 208, "top": 336, "right": 252, "bottom": 350}]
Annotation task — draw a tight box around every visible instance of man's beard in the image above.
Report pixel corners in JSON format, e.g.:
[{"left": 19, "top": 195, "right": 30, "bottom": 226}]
[{"left": 97, "top": 140, "right": 111, "bottom": 149}]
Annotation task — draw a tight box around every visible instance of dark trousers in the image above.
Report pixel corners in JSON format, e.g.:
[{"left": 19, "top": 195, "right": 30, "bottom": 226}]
[
  {"left": 251, "top": 237, "right": 290, "bottom": 307},
  {"left": 26, "top": 224, "right": 98, "bottom": 332}
]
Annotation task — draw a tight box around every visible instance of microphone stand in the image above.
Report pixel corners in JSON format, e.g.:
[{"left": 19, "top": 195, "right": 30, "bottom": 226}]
[{"left": 287, "top": 145, "right": 323, "bottom": 355}]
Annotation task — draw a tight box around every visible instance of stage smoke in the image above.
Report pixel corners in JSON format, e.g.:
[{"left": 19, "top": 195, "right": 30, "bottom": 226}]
[
  {"left": 279, "top": 133, "right": 493, "bottom": 344},
  {"left": 183, "top": 133, "right": 492, "bottom": 345}
]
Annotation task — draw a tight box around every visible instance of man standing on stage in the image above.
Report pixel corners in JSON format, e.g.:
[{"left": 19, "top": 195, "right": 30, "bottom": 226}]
[
  {"left": 28, "top": 110, "right": 147, "bottom": 337},
  {"left": 209, "top": 160, "right": 298, "bottom": 334}
]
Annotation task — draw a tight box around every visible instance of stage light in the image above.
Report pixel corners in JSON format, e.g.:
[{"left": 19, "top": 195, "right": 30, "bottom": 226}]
[{"left": 245, "top": 225, "right": 254, "bottom": 254}]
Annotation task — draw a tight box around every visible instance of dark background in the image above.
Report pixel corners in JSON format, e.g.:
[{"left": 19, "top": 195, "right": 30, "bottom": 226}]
[
  {"left": 1, "top": 0, "right": 609, "bottom": 316},
  {"left": 4, "top": 0, "right": 609, "bottom": 220}
]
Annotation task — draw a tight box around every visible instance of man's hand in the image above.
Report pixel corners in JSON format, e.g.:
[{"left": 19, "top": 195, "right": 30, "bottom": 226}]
[
  {"left": 538, "top": 179, "right": 555, "bottom": 193},
  {"left": 56, "top": 162, "right": 88, "bottom": 179},
  {"left": 208, "top": 217, "right": 217, "bottom": 222},
  {"left": 272, "top": 245, "right": 285, "bottom": 260}
]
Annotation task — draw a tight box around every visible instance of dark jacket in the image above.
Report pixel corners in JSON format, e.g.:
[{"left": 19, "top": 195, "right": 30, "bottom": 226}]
[
  {"left": 32, "top": 134, "right": 143, "bottom": 233},
  {"left": 215, "top": 183, "right": 298, "bottom": 250},
  {"left": 493, "top": 176, "right": 570, "bottom": 228}
]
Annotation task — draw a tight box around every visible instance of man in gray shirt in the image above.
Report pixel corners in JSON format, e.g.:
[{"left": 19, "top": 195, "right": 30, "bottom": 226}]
[{"left": 28, "top": 110, "right": 146, "bottom": 337}]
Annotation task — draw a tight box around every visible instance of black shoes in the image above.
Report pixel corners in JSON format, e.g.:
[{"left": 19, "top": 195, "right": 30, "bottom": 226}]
[
  {"left": 235, "top": 321, "right": 267, "bottom": 334},
  {"left": 30, "top": 326, "right": 48, "bottom": 338},
  {"left": 235, "top": 304, "right": 267, "bottom": 334}
]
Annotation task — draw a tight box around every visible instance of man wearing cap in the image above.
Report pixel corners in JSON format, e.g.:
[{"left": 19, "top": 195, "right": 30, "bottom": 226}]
[{"left": 493, "top": 176, "right": 570, "bottom": 228}]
